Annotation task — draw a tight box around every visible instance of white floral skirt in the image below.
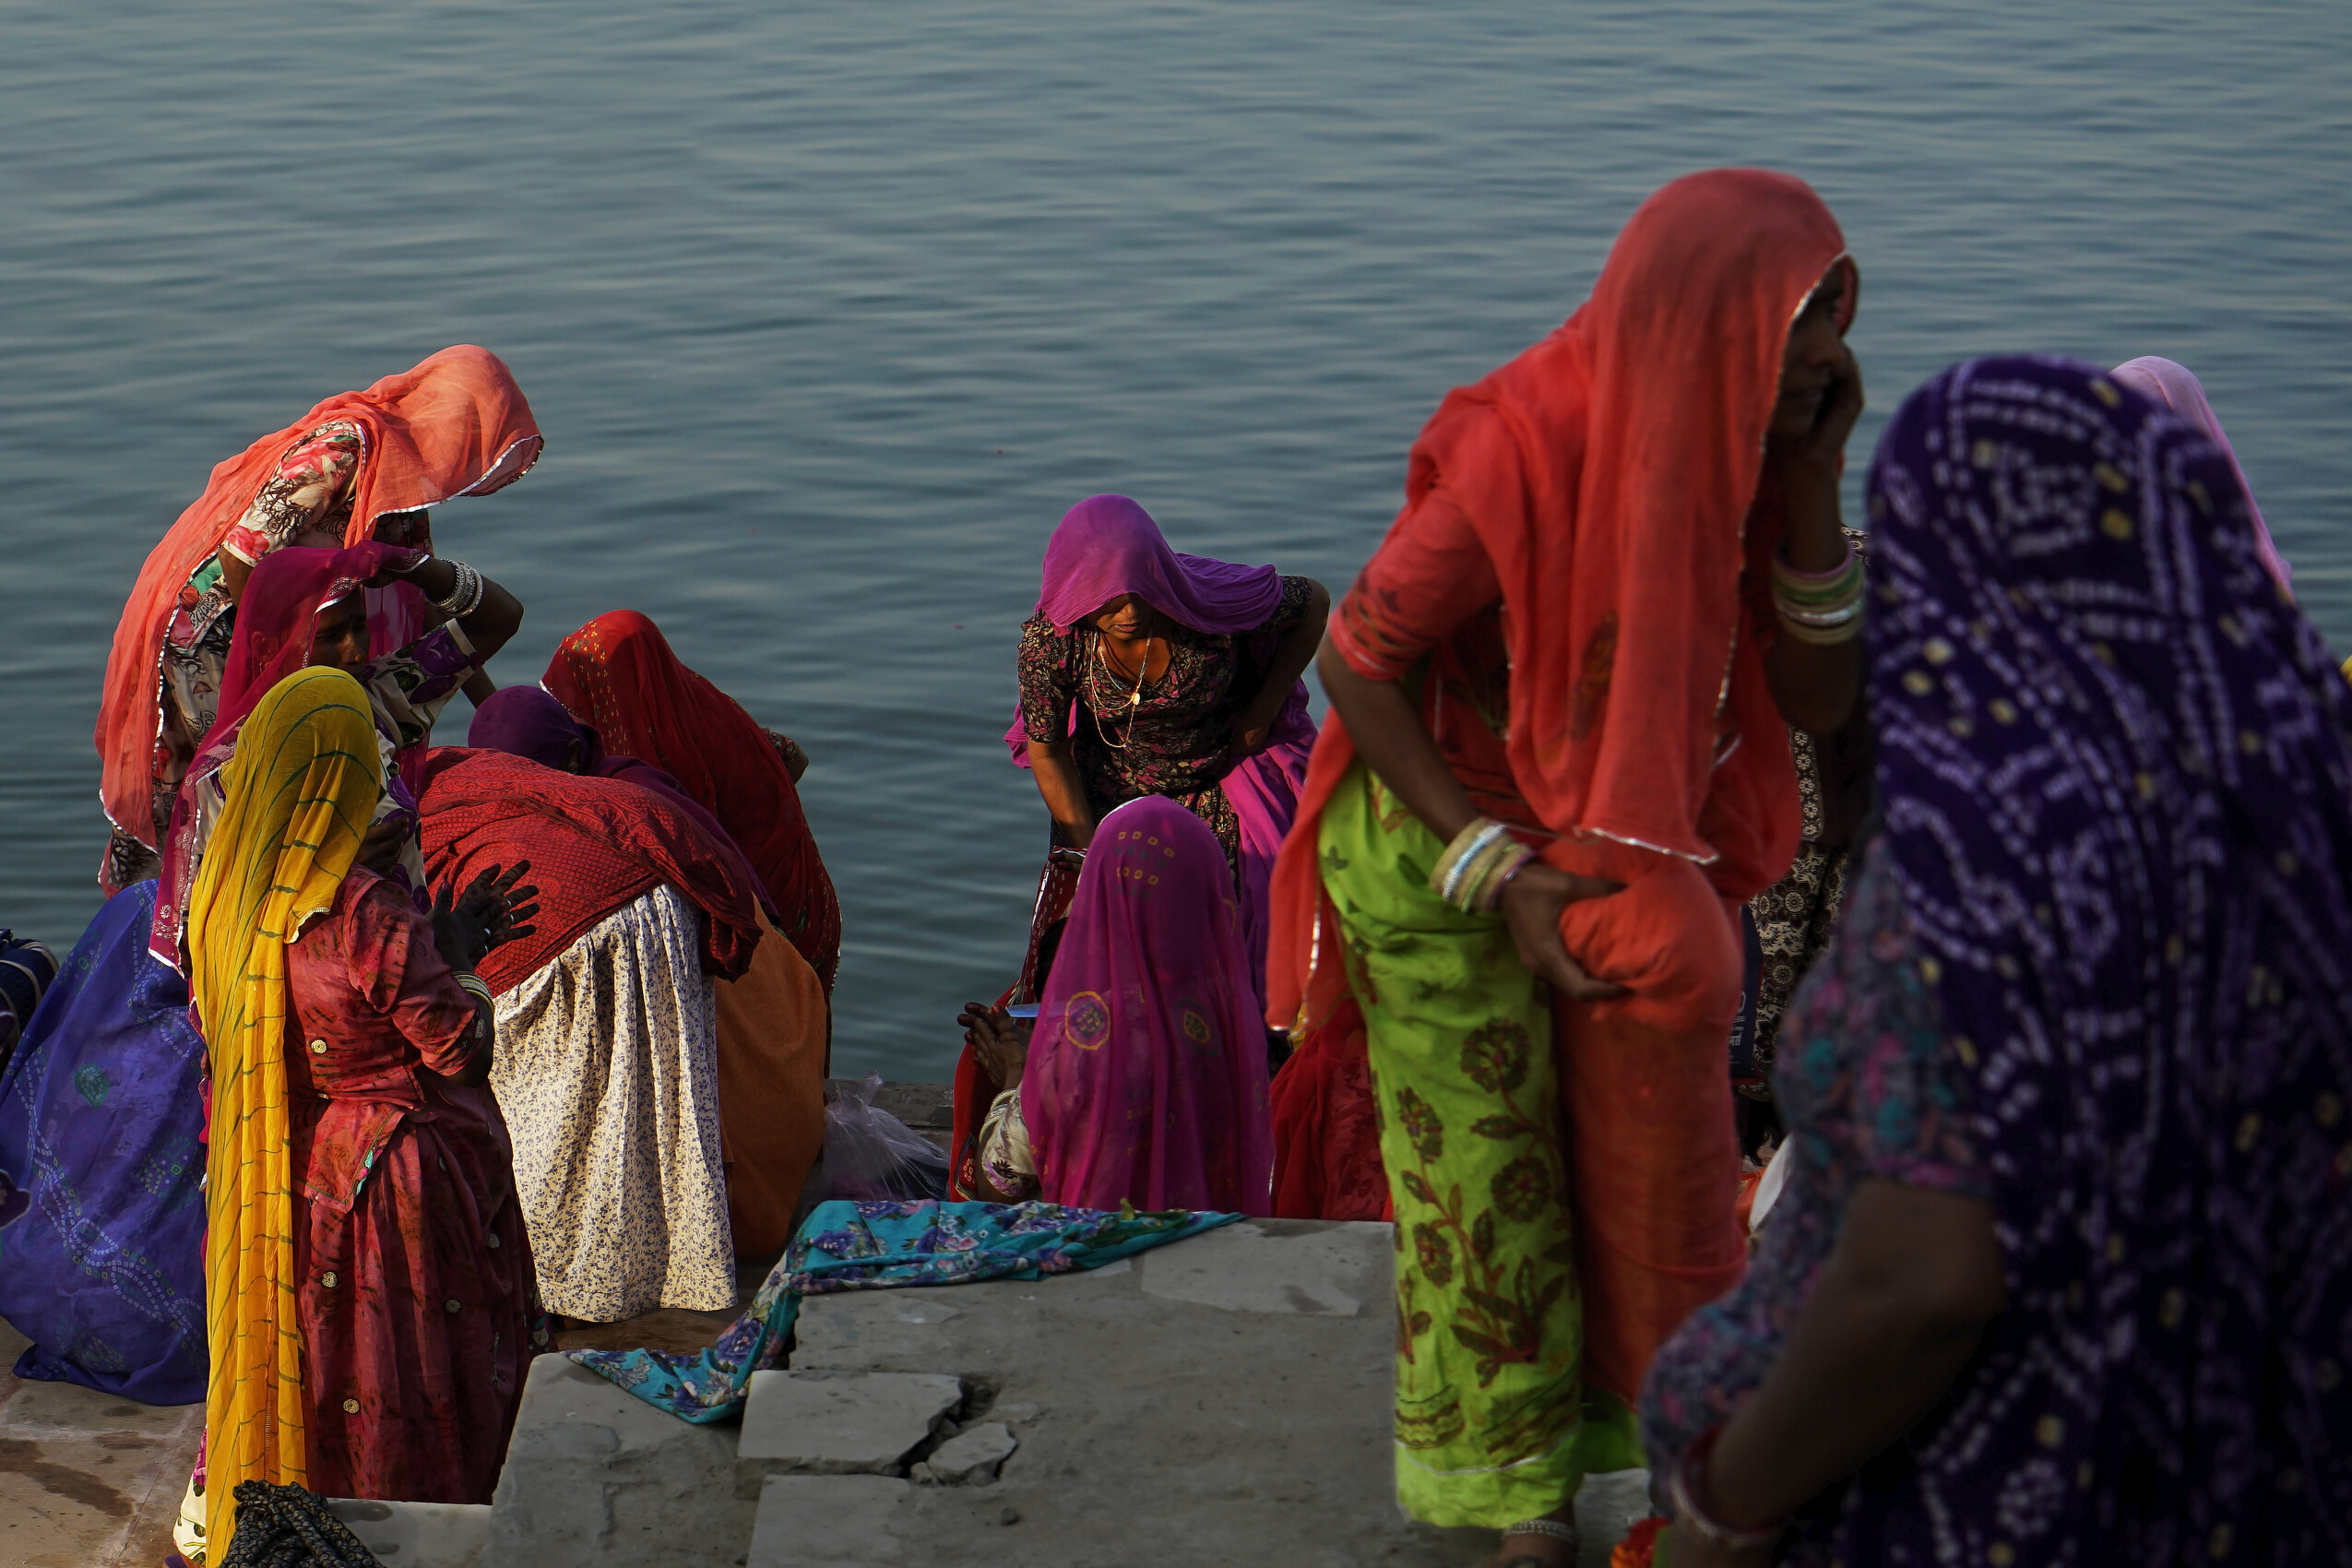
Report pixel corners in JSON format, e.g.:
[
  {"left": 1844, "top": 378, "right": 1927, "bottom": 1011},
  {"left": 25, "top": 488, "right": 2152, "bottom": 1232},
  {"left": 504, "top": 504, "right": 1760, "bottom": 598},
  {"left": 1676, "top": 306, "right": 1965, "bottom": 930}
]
[{"left": 491, "top": 885, "right": 734, "bottom": 1320}]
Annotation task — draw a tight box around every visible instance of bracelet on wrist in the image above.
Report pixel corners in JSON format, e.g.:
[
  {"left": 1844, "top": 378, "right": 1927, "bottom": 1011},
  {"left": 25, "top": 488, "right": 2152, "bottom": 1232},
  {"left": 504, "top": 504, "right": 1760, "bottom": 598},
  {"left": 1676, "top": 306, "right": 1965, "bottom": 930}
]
[
  {"left": 1666, "top": 1427, "right": 1783, "bottom": 1552},
  {"left": 1770, "top": 540, "right": 1866, "bottom": 646},
  {"left": 1429, "top": 817, "right": 1537, "bottom": 914},
  {"left": 432, "top": 559, "right": 485, "bottom": 617}
]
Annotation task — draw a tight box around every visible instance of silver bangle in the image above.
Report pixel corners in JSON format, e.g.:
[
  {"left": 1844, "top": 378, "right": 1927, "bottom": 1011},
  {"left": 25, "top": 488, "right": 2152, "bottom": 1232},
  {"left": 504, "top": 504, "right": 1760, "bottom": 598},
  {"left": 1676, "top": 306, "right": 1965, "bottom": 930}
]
[
  {"left": 1502, "top": 1518, "right": 1578, "bottom": 1543},
  {"left": 433, "top": 560, "right": 483, "bottom": 617},
  {"left": 455, "top": 971, "right": 493, "bottom": 1006}
]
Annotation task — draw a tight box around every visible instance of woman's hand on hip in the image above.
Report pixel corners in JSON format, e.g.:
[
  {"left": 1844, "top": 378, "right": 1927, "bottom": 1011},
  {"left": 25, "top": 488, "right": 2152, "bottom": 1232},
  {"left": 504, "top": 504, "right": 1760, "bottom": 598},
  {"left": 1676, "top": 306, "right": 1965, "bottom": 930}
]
[{"left": 1499, "top": 862, "right": 1626, "bottom": 1003}]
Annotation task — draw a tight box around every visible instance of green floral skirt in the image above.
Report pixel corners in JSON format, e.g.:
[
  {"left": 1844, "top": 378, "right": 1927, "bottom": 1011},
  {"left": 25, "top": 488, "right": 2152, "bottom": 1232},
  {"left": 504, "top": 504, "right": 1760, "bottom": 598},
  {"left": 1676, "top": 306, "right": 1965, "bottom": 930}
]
[{"left": 1319, "top": 765, "right": 1640, "bottom": 1527}]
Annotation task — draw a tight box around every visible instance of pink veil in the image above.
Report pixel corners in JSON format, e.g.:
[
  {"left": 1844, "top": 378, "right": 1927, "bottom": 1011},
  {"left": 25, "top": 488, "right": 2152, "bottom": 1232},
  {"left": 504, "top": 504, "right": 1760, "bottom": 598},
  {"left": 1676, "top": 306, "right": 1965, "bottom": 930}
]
[
  {"left": 2110, "top": 357, "right": 2289, "bottom": 588},
  {"left": 1023, "top": 797, "right": 1274, "bottom": 1214}
]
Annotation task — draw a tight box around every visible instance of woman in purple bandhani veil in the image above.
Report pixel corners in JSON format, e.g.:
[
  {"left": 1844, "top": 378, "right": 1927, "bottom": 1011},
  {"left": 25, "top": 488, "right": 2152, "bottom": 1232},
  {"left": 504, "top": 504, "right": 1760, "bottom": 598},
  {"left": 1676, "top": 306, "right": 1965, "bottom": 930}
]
[
  {"left": 2110, "top": 355, "right": 2291, "bottom": 590},
  {"left": 965, "top": 797, "right": 1273, "bottom": 1214},
  {"left": 1637, "top": 356, "right": 2352, "bottom": 1562},
  {"left": 1004, "top": 495, "right": 1328, "bottom": 1000}
]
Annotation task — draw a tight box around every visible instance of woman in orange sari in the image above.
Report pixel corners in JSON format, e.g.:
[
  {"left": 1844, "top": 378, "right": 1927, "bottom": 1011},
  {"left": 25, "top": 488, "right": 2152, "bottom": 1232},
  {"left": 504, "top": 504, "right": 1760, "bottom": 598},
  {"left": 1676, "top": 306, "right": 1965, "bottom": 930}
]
[
  {"left": 1265, "top": 169, "right": 1863, "bottom": 1564},
  {"left": 95, "top": 345, "right": 541, "bottom": 895}
]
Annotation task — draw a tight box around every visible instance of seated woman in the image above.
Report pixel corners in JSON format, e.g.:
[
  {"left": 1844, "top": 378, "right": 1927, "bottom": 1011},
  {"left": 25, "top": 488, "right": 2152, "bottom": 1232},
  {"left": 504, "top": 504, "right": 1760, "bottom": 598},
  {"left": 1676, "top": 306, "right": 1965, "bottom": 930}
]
[
  {"left": 149, "top": 540, "right": 525, "bottom": 976},
  {"left": 418, "top": 742, "right": 793, "bottom": 1319},
  {"left": 184, "top": 667, "right": 539, "bottom": 1558},
  {"left": 961, "top": 797, "right": 1273, "bottom": 1214},
  {"left": 541, "top": 610, "right": 838, "bottom": 992},
  {"left": 1638, "top": 358, "right": 2352, "bottom": 1562},
  {"left": 96, "top": 345, "right": 540, "bottom": 895},
  {"left": 0, "top": 883, "right": 206, "bottom": 1406},
  {"left": 465, "top": 686, "right": 830, "bottom": 1259}
]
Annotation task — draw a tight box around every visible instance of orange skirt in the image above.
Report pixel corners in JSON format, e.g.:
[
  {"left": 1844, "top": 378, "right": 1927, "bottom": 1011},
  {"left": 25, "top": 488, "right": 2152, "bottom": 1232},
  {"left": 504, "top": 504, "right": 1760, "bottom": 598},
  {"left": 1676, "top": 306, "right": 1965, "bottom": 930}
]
[{"left": 712, "top": 911, "right": 829, "bottom": 1255}]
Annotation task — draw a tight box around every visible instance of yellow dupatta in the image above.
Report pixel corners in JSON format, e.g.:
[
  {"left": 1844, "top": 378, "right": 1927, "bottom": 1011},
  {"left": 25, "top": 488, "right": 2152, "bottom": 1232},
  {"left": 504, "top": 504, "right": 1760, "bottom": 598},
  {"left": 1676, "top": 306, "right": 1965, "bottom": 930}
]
[{"left": 185, "top": 667, "right": 381, "bottom": 1555}]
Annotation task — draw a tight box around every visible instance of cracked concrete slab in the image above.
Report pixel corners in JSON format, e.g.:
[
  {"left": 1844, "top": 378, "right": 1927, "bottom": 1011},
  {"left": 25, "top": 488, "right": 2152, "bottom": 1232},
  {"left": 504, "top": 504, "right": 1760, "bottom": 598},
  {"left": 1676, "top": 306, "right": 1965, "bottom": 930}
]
[
  {"left": 736, "top": 1369, "right": 961, "bottom": 1479},
  {"left": 484, "top": 1354, "right": 752, "bottom": 1568}
]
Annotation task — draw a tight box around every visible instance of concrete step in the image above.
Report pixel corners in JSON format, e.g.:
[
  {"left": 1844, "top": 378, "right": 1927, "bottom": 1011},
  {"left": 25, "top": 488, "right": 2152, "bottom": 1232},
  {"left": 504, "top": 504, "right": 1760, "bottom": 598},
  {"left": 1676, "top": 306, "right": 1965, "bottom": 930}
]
[
  {"left": 479, "top": 1218, "right": 1650, "bottom": 1567},
  {"left": 327, "top": 1499, "right": 490, "bottom": 1568}
]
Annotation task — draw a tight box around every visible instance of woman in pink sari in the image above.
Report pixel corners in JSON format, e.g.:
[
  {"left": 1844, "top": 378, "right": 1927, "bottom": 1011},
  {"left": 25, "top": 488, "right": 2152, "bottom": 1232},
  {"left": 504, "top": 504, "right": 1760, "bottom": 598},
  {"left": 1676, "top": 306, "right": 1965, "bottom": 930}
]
[{"left": 965, "top": 797, "right": 1273, "bottom": 1214}]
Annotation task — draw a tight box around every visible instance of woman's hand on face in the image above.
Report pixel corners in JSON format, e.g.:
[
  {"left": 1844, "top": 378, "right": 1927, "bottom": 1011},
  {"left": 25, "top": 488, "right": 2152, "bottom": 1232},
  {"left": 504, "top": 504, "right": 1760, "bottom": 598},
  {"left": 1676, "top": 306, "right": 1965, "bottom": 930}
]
[
  {"left": 958, "top": 1003, "right": 1030, "bottom": 1087},
  {"left": 1498, "top": 862, "right": 1627, "bottom": 1003},
  {"left": 1772, "top": 343, "right": 1864, "bottom": 481}
]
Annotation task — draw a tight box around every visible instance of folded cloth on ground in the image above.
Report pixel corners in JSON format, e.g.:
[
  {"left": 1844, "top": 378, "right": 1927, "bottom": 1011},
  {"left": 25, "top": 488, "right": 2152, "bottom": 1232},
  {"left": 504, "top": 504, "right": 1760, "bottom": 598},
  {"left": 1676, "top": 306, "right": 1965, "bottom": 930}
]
[{"left": 569, "top": 1198, "right": 1239, "bottom": 1422}]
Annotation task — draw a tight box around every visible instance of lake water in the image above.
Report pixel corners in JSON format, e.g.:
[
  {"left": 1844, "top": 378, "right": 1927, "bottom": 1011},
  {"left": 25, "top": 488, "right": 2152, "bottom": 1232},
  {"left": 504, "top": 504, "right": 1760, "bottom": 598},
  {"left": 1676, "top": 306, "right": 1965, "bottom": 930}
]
[{"left": 4, "top": 2, "right": 2348, "bottom": 1079}]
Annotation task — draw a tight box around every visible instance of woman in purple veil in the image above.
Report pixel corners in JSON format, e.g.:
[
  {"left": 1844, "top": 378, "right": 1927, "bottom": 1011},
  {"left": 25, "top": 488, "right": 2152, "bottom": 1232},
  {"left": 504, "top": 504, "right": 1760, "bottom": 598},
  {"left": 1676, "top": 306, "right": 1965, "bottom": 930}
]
[
  {"left": 955, "top": 496, "right": 1324, "bottom": 1198},
  {"left": 1005, "top": 493, "right": 1327, "bottom": 1004},
  {"left": 1638, "top": 356, "right": 2352, "bottom": 1563}
]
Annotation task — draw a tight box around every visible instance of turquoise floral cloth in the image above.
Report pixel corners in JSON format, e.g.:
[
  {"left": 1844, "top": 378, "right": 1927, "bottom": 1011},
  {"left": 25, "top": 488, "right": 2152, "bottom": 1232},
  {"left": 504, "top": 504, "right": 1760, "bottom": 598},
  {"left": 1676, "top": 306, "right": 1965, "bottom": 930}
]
[{"left": 569, "top": 1198, "right": 1239, "bottom": 1421}]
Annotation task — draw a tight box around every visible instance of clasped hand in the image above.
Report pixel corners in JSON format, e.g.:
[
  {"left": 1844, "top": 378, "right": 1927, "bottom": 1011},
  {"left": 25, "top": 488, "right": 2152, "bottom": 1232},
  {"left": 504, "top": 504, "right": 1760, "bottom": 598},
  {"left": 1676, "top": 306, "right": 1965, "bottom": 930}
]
[{"left": 1498, "top": 861, "right": 1627, "bottom": 1003}]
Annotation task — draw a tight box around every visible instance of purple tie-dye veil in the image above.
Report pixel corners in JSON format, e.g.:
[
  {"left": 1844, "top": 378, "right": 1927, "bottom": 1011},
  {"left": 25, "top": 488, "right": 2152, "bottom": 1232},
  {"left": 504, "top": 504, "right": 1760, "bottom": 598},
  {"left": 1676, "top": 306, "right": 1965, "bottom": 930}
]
[
  {"left": 1022, "top": 797, "right": 1274, "bottom": 1213},
  {"left": 1004, "top": 495, "right": 1314, "bottom": 1004},
  {"left": 1853, "top": 356, "right": 2352, "bottom": 1560}
]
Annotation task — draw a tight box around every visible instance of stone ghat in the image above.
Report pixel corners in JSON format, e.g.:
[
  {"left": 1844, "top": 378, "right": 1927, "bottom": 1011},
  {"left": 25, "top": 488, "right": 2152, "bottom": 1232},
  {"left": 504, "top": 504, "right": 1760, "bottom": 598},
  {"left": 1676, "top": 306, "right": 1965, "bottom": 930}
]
[{"left": 0, "top": 1085, "right": 1652, "bottom": 1566}]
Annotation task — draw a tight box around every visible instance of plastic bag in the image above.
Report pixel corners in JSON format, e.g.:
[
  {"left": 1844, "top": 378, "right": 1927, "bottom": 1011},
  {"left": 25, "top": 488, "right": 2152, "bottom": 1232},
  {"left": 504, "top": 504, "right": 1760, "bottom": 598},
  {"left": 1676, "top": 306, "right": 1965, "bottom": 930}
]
[{"left": 817, "top": 1073, "right": 950, "bottom": 1204}]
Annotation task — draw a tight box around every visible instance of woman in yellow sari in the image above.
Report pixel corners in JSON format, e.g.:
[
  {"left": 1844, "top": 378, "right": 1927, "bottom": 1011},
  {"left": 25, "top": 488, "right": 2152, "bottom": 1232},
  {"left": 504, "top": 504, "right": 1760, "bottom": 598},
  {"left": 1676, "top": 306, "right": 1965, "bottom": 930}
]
[{"left": 183, "top": 667, "right": 534, "bottom": 1559}]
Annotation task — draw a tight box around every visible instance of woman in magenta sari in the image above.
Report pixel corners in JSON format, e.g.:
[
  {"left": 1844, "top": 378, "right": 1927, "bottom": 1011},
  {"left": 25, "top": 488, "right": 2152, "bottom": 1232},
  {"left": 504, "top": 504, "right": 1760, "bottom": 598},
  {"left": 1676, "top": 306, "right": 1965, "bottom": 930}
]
[
  {"left": 1009, "top": 494, "right": 1328, "bottom": 993},
  {"left": 965, "top": 797, "right": 1274, "bottom": 1213},
  {"left": 958, "top": 498, "right": 1324, "bottom": 1194}
]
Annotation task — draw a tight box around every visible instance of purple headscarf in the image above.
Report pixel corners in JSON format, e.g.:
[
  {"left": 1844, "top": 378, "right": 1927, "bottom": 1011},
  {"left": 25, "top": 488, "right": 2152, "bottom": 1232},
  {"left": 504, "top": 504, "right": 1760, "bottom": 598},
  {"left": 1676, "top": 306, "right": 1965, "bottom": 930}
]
[
  {"left": 2109, "top": 356, "right": 2288, "bottom": 588},
  {"left": 1851, "top": 356, "right": 2352, "bottom": 1561},
  {"left": 1031, "top": 494, "right": 1284, "bottom": 635},
  {"left": 468, "top": 685, "right": 603, "bottom": 769},
  {"left": 1024, "top": 797, "right": 1275, "bottom": 1215}
]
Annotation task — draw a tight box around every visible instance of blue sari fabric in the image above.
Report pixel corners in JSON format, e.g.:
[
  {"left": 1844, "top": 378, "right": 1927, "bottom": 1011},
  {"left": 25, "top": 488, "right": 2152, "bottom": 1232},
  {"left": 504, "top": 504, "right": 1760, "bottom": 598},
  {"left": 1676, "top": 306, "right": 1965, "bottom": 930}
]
[
  {"left": 0, "top": 882, "right": 208, "bottom": 1404},
  {"left": 572, "top": 1198, "right": 1239, "bottom": 1421}
]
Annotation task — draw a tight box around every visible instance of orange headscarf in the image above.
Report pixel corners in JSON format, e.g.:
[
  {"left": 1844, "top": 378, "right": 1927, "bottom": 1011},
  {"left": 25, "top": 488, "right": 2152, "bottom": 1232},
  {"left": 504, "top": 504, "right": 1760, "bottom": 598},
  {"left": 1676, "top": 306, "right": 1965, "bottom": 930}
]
[
  {"left": 1268, "top": 169, "right": 1852, "bottom": 1029},
  {"left": 96, "top": 345, "right": 541, "bottom": 849}
]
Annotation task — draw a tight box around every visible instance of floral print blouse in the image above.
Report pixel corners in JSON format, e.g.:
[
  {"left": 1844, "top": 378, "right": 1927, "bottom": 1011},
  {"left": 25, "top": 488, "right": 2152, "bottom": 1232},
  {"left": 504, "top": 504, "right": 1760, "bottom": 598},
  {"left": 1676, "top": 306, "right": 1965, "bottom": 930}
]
[
  {"left": 1640, "top": 838, "right": 1988, "bottom": 1561},
  {"left": 1016, "top": 575, "right": 1317, "bottom": 816}
]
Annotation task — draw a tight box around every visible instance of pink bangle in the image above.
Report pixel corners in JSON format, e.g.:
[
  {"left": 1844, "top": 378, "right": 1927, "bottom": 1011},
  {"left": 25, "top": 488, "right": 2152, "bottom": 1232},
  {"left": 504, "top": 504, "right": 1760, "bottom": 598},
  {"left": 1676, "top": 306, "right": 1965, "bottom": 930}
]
[{"left": 1772, "top": 539, "right": 1858, "bottom": 583}]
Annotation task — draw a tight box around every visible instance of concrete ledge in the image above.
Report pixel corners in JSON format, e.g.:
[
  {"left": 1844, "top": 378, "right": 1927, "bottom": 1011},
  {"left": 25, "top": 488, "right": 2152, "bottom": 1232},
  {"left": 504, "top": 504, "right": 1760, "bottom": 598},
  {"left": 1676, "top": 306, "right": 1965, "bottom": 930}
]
[
  {"left": 747, "top": 1474, "right": 912, "bottom": 1566},
  {"left": 327, "top": 1499, "right": 489, "bottom": 1568},
  {"left": 483, "top": 1355, "right": 752, "bottom": 1568}
]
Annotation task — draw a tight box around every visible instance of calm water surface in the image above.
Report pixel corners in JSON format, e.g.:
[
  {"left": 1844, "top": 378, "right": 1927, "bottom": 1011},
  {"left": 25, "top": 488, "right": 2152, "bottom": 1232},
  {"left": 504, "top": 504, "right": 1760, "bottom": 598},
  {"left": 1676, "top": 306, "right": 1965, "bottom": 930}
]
[{"left": 4, "top": 2, "right": 2348, "bottom": 1078}]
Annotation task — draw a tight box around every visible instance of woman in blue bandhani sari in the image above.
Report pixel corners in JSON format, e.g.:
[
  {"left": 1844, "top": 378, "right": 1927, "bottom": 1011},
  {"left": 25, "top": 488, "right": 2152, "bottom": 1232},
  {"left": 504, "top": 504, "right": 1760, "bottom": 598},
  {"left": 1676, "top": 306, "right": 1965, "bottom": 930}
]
[
  {"left": 1639, "top": 358, "right": 2352, "bottom": 1564},
  {"left": 0, "top": 881, "right": 206, "bottom": 1404}
]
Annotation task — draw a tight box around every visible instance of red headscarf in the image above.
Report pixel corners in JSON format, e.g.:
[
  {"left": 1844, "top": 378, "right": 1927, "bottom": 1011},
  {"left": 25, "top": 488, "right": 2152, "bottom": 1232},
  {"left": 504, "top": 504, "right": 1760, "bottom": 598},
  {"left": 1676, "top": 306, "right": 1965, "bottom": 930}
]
[
  {"left": 542, "top": 612, "right": 840, "bottom": 992},
  {"left": 1268, "top": 169, "right": 1852, "bottom": 1029},
  {"left": 98, "top": 345, "right": 541, "bottom": 847},
  {"left": 415, "top": 748, "right": 766, "bottom": 994}
]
